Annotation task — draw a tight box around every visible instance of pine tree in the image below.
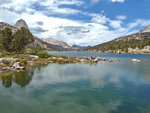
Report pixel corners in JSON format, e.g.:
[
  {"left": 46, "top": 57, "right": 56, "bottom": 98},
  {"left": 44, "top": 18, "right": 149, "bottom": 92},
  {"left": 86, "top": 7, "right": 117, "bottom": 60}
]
[
  {"left": 13, "top": 27, "right": 34, "bottom": 52},
  {"left": 0, "top": 27, "right": 14, "bottom": 52}
]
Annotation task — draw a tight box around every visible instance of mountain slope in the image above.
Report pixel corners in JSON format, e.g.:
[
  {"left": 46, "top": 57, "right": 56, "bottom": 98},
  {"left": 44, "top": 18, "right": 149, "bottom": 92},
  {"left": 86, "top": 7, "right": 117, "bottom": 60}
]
[
  {"left": 41, "top": 38, "right": 73, "bottom": 50},
  {"left": 0, "top": 22, "right": 18, "bottom": 33},
  {"left": 86, "top": 26, "right": 150, "bottom": 54}
]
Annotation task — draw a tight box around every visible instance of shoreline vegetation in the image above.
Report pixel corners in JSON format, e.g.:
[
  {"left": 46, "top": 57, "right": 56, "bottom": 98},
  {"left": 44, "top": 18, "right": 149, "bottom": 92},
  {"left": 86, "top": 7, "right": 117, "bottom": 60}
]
[{"left": 0, "top": 50, "right": 116, "bottom": 75}]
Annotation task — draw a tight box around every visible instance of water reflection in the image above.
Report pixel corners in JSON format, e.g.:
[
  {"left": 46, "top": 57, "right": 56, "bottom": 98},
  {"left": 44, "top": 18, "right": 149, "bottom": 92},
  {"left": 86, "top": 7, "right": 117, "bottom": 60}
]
[
  {"left": 0, "top": 64, "right": 48, "bottom": 88},
  {"left": 0, "top": 59, "right": 150, "bottom": 113}
]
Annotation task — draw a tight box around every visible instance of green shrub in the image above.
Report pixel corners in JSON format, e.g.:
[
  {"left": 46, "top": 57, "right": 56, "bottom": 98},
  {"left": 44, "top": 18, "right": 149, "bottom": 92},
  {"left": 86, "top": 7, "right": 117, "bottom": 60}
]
[
  {"left": 59, "top": 55, "right": 68, "bottom": 59},
  {"left": 28, "top": 47, "right": 41, "bottom": 55},
  {"left": 37, "top": 51, "right": 49, "bottom": 58},
  {"left": 0, "top": 51, "right": 15, "bottom": 57},
  {"left": 2, "top": 59, "right": 11, "bottom": 65},
  {"left": 0, "top": 27, "right": 34, "bottom": 53}
]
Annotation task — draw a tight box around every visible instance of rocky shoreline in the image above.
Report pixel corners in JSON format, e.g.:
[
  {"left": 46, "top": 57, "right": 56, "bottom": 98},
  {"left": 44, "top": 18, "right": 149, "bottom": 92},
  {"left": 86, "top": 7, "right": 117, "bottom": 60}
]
[{"left": 0, "top": 55, "right": 115, "bottom": 74}]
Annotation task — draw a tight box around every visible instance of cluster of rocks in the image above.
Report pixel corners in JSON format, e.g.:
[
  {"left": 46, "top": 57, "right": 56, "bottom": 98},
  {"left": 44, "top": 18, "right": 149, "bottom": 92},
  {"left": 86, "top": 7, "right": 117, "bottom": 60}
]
[
  {"left": 0, "top": 55, "right": 116, "bottom": 74},
  {"left": 0, "top": 58, "right": 25, "bottom": 74},
  {"left": 77, "top": 56, "right": 114, "bottom": 63}
]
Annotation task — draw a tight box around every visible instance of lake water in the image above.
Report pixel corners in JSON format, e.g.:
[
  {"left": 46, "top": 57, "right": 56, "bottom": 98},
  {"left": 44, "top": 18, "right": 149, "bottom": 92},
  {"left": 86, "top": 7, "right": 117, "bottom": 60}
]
[{"left": 0, "top": 52, "right": 150, "bottom": 113}]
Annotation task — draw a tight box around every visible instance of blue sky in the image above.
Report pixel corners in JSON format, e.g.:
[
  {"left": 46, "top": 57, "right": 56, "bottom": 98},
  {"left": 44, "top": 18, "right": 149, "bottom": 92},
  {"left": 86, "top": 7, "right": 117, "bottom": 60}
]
[{"left": 0, "top": 0, "right": 150, "bottom": 46}]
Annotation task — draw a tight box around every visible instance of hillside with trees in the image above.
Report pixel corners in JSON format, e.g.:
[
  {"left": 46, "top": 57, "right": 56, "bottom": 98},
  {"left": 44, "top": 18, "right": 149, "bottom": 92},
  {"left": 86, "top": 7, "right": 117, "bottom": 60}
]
[
  {"left": 0, "top": 27, "right": 34, "bottom": 53},
  {"left": 86, "top": 27, "right": 150, "bottom": 54}
]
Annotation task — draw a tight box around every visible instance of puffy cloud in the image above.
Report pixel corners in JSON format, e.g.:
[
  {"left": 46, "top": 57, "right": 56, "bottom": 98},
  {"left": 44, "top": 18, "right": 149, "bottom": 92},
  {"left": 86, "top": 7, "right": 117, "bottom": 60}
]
[
  {"left": 36, "top": 21, "right": 44, "bottom": 25},
  {"left": 109, "top": 20, "right": 122, "bottom": 28},
  {"left": 128, "top": 19, "right": 150, "bottom": 29},
  {"left": 0, "top": 7, "right": 19, "bottom": 24},
  {"left": 116, "top": 15, "right": 127, "bottom": 20},
  {"left": 30, "top": 27, "right": 48, "bottom": 34},
  {"left": 91, "top": 14, "right": 110, "bottom": 24}
]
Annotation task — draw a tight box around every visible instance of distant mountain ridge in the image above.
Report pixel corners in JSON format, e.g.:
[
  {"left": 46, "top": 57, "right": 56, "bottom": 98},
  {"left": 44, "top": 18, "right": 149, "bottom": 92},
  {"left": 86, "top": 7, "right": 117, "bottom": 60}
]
[
  {"left": 86, "top": 25, "right": 150, "bottom": 54},
  {"left": 41, "top": 38, "right": 73, "bottom": 50},
  {"left": 72, "top": 44, "right": 92, "bottom": 49}
]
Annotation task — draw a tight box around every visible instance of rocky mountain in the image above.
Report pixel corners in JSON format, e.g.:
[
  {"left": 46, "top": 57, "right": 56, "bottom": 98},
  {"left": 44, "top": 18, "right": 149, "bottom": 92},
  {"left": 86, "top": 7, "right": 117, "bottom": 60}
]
[
  {"left": 0, "top": 20, "right": 54, "bottom": 50},
  {"left": 86, "top": 25, "right": 150, "bottom": 54},
  {"left": 141, "top": 26, "right": 150, "bottom": 33},
  {"left": 41, "top": 38, "right": 73, "bottom": 50},
  {"left": 72, "top": 44, "right": 91, "bottom": 49},
  {"left": 0, "top": 22, "right": 18, "bottom": 33},
  {"left": 14, "top": 19, "right": 28, "bottom": 29},
  {"left": 0, "top": 19, "right": 74, "bottom": 51}
]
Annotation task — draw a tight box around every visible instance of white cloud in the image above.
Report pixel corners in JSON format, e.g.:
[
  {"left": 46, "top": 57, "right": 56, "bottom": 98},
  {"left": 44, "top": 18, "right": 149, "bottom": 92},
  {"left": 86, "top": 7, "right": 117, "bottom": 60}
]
[
  {"left": 0, "top": 8, "right": 19, "bottom": 24},
  {"left": 128, "top": 19, "right": 150, "bottom": 29},
  {"left": 39, "top": 0, "right": 85, "bottom": 15},
  {"left": 116, "top": 15, "right": 127, "bottom": 20},
  {"left": 110, "top": 0, "right": 125, "bottom": 3},
  {"left": 109, "top": 20, "right": 122, "bottom": 28},
  {"left": 91, "top": 14, "right": 110, "bottom": 24}
]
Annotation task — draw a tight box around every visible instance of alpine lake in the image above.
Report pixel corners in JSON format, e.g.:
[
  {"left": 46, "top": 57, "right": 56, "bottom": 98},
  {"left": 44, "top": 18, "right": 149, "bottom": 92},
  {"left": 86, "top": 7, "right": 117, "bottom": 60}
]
[{"left": 0, "top": 51, "right": 150, "bottom": 113}]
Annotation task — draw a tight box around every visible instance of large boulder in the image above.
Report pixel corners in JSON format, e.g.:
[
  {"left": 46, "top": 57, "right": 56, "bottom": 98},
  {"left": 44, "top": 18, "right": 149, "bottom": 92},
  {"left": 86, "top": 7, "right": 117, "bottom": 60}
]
[
  {"left": 13, "top": 62, "right": 25, "bottom": 70},
  {"left": 29, "top": 55, "right": 39, "bottom": 59},
  {"left": 92, "top": 57, "right": 100, "bottom": 62}
]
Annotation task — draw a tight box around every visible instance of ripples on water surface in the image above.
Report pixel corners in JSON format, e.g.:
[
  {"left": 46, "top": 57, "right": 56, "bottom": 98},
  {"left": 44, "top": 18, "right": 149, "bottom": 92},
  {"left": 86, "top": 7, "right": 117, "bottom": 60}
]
[{"left": 0, "top": 52, "right": 150, "bottom": 113}]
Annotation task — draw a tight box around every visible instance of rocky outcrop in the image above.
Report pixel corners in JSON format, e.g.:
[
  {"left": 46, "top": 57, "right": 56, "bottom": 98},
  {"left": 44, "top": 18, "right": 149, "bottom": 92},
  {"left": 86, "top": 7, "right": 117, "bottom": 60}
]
[
  {"left": 0, "top": 22, "right": 18, "bottom": 33},
  {"left": 14, "top": 19, "right": 28, "bottom": 29},
  {"left": 13, "top": 62, "right": 25, "bottom": 70},
  {"left": 141, "top": 25, "right": 150, "bottom": 33}
]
